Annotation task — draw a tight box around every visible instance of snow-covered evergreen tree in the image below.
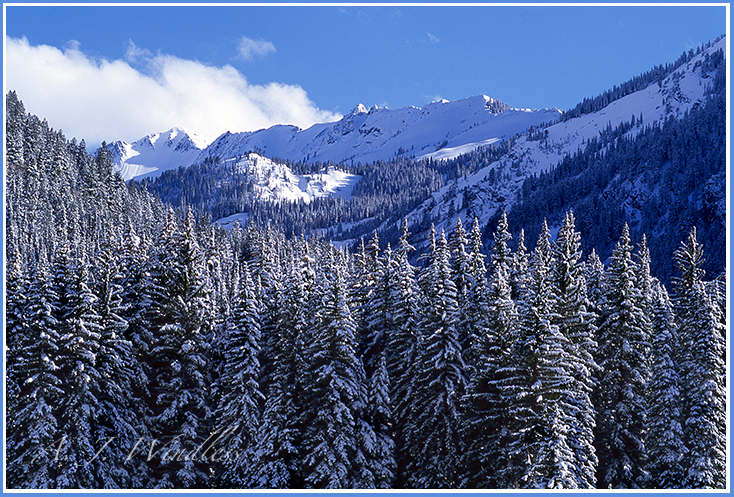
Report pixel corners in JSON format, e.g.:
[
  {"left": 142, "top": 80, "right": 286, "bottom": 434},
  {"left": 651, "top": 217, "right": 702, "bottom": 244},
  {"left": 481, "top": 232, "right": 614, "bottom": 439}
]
[
  {"left": 461, "top": 259, "right": 516, "bottom": 488},
  {"left": 385, "top": 219, "right": 422, "bottom": 487},
  {"left": 549, "top": 211, "right": 598, "bottom": 488},
  {"left": 6, "top": 260, "right": 63, "bottom": 489},
  {"left": 300, "top": 252, "right": 365, "bottom": 488},
  {"left": 147, "top": 208, "right": 212, "bottom": 488},
  {"left": 365, "top": 352, "right": 396, "bottom": 488},
  {"left": 405, "top": 231, "right": 466, "bottom": 488},
  {"left": 51, "top": 245, "right": 102, "bottom": 488},
  {"left": 645, "top": 282, "right": 686, "bottom": 488},
  {"left": 213, "top": 261, "right": 264, "bottom": 487},
  {"left": 673, "top": 228, "right": 726, "bottom": 489},
  {"left": 92, "top": 234, "right": 151, "bottom": 488},
  {"left": 595, "top": 224, "right": 651, "bottom": 489}
]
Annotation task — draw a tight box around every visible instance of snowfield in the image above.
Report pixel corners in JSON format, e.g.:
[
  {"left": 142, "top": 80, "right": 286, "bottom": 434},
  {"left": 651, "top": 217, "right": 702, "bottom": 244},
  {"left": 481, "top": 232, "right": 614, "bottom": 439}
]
[{"left": 400, "top": 36, "right": 727, "bottom": 242}]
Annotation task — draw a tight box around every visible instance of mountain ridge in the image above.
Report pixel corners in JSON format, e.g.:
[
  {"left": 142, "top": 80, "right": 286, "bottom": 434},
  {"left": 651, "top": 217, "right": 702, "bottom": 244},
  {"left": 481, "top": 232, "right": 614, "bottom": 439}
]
[{"left": 111, "top": 95, "right": 560, "bottom": 182}]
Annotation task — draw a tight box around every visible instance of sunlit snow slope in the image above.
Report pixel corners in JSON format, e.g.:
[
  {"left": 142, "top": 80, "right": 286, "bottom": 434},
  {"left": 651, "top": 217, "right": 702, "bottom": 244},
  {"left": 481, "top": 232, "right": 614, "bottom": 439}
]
[
  {"left": 400, "top": 36, "right": 726, "bottom": 242},
  {"left": 196, "top": 95, "right": 561, "bottom": 167},
  {"left": 107, "top": 127, "right": 211, "bottom": 181}
]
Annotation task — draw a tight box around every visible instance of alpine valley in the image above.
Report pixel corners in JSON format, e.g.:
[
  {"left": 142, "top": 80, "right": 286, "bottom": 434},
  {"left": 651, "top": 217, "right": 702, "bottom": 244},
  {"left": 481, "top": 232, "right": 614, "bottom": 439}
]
[{"left": 5, "top": 35, "right": 727, "bottom": 490}]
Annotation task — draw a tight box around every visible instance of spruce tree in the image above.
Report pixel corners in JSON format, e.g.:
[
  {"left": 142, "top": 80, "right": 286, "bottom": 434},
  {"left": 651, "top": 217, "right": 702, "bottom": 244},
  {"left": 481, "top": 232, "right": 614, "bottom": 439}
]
[
  {"left": 300, "top": 252, "right": 365, "bottom": 488},
  {"left": 595, "top": 224, "right": 651, "bottom": 489},
  {"left": 645, "top": 283, "right": 686, "bottom": 488},
  {"left": 6, "top": 261, "right": 63, "bottom": 488},
  {"left": 213, "top": 261, "right": 264, "bottom": 488},
  {"left": 673, "top": 228, "right": 726, "bottom": 489},
  {"left": 549, "top": 211, "right": 598, "bottom": 488},
  {"left": 147, "top": 208, "right": 212, "bottom": 488},
  {"left": 51, "top": 247, "right": 102, "bottom": 488},
  {"left": 405, "top": 231, "right": 466, "bottom": 488}
]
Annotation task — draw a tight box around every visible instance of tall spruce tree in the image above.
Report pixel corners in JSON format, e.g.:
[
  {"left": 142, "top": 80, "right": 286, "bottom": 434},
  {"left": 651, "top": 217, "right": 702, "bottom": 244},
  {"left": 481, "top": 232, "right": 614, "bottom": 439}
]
[
  {"left": 6, "top": 260, "right": 63, "bottom": 488},
  {"left": 405, "top": 231, "right": 466, "bottom": 488},
  {"left": 595, "top": 224, "right": 651, "bottom": 489},
  {"left": 549, "top": 211, "right": 598, "bottom": 488},
  {"left": 213, "top": 261, "right": 264, "bottom": 488},
  {"left": 147, "top": 208, "right": 212, "bottom": 488},
  {"left": 673, "top": 228, "right": 726, "bottom": 489},
  {"left": 645, "top": 283, "right": 686, "bottom": 488},
  {"left": 300, "top": 252, "right": 365, "bottom": 488}
]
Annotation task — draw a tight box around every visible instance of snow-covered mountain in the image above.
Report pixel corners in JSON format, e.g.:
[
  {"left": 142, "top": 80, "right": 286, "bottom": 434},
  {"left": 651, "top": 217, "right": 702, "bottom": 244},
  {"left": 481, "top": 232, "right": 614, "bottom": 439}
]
[
  {"left": 107, "top": 127, "right": 211, "bottom": 181},
  {"left": 196, "top": 95, "right": 561, "bottom": 168},
  {"left": 220, "top": 152, "right": 359, "bottom": 203},
  {"left": 397, "top": 36, "right": 726, "bottom": 244}
]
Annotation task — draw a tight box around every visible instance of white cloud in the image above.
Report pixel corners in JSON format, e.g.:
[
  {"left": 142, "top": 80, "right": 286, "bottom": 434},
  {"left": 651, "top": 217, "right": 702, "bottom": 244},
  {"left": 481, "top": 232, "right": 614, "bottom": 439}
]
[
  {"left": 236, "top": 36, "right": 276, "bottom": 61},
  {"left": 427, "top": 32, "right": 440, "bottom": 44},
  {"left": 4, "top": 36, "right": 341, "bottom": 147}
]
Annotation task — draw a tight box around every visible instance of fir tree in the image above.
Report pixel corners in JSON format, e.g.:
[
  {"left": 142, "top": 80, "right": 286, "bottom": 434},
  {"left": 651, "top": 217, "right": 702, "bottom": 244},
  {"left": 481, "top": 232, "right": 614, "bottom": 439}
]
[
  {"left": 645, "top": 283, "right": 686, "bottom": 488},
  {"left": 6, "top": 261, "right": 63, "bottom": 489},
  {"left": 405, "top": 231, "right": 466, "bottom": 488},
  {"left": 549, "top": 211, "right": 598, "bottom": 488},
  {"left": 213, "top": 261, "right": 264, "bottom": 487},
  {"left": 595, "top": 224, "right": 651, "bottom": 489},
  {"left": 300, "top": 252, "right": 365, "bottom": 488},
  {"left": 673, "top": 228, "right": 726, "bottom": 489}
]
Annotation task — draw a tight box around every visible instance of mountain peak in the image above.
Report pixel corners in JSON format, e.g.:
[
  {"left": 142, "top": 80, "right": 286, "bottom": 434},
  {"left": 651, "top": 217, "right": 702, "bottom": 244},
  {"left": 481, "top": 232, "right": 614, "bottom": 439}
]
[{"left": 349, "top": 104, "right": 368, "bottom": 116}]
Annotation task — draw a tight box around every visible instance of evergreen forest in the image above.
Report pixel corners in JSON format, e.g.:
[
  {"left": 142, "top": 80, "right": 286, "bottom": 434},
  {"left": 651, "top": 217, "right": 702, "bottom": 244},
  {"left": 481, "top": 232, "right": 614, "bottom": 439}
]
[{"left": 4, "top": 84, "right": 727, "bottom": 490}]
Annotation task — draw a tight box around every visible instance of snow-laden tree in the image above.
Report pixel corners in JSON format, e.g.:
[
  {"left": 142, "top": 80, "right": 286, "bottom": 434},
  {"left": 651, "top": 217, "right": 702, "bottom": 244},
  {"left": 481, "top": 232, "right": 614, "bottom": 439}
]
[
  {"left": 247, "top": 250, "right": 309, "bottom": 488},
  {"left": 300, "top": 251, "right": 366, "bottom": 488},
  {"left": 645, "top": 283, "right": 686, "bottom": 488},
  {"left": 595, "top": 224, "right": 651, "bottom": 489},
  {"left": 51, "top": 245, "right": 102, "bottom": 488},
  {"left": 147, "top": 208, "right": 212, "bottom": 488},
  {"left": 673, "top": 228, "right": 726, "bottom": 489},
  {"left": 461, "top": 260, "right": 516, "bottom": 488},
  {"left": 549, "top": 211, "right": 598, "bottom": 488},
  {"left": 405, "top": 230, "right": 466, "bottom": 488},
  {"left": 213, "top": 261, "right": 264, "bottom": 488},
  {"left": 496, "top": 221, "right": 554, "bottom": 488},
  {"left": 92, "top": 234, "right": 151, "bottom": 488},
  {"left": 385, "top": 220, "right": 422, "bottom": 488},
  {"left": 6, "top": 260, "right": 63, "bottom": 489},
  {"left": 365, "top": 352, "right": 396, "bottom": 488}
]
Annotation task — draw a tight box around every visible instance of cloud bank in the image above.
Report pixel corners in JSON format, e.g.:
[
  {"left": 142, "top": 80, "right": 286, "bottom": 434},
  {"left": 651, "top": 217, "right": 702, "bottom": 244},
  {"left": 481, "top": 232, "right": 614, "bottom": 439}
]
[{"left": 5, "top": 37, "right": 341, "bottom": 146}]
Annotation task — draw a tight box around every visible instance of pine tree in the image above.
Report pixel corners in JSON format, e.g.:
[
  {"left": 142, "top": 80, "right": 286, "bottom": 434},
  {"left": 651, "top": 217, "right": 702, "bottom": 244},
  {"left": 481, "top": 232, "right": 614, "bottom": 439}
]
[
  {"left": 461, "top": 259, "right": 516, "bottom": 488},
  {"left": 247, "top": 250, "right": 309, "bottom": 488},
  {"left": 405, "top": 231, "right": 466, "bottom": 488},
  {"left": 6, "top": 261, "right": 63, "bottom": 488},
  {"left": 364, "top": 352, "right": 396, "bottom": 488},
  {"left": 213, "top": 261, "right": 264, "bottom": 487},
  {"left": 645, "top": 283, "right": 686, "bottom": 488},
  {"left": 549, "top": 211, "right": 598, "bottom": 488},
  {"left": 385, "top": 220, "right": 422, "bottom": 488},
  {"left": 51, "top": 246, "right": 102, "bottom": 488},
  {"left": 92, "top": 235, "right": 151, "bottom": 488},
  {"left": 673, "top": 228, "right": 726, "bottom": 489},
  {"left": 147, "top": 208, "right": 212, "bottom": 488},
  {"left": 498, "top": 220, "right": 554, "bottom": 488},
  {"left": 595, "top": 224, "right": 651, "bottom": 489},
  {"left": 300, "top": 252, "right": 365, "bottom": 488}
]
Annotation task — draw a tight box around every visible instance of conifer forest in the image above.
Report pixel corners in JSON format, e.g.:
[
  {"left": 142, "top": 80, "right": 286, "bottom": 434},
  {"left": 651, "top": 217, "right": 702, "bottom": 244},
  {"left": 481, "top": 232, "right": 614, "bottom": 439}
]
[{"left": 4, "top": 68, "right": 727, "bottom": 491}]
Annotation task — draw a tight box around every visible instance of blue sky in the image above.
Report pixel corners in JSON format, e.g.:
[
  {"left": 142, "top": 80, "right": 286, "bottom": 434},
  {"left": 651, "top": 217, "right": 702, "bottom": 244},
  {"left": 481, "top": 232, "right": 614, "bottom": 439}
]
[{"left": 4, "top": 4, "right": 727, "bottom": 146}]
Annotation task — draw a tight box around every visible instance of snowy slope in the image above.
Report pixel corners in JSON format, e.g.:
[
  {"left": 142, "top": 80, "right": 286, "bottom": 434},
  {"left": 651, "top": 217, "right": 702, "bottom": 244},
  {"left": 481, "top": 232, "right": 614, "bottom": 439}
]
[
  {"left": 213, "top": 153, "right": 360, "bottom": 224},
  {"left": 107, "top": 127, "right": 212, "bottom": 181},
  {"left": 196, "top": 95, "right": 561, "bottom": 167},
  {"left": 399, "top": 36, "right": 726, "bottom": 244}
]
